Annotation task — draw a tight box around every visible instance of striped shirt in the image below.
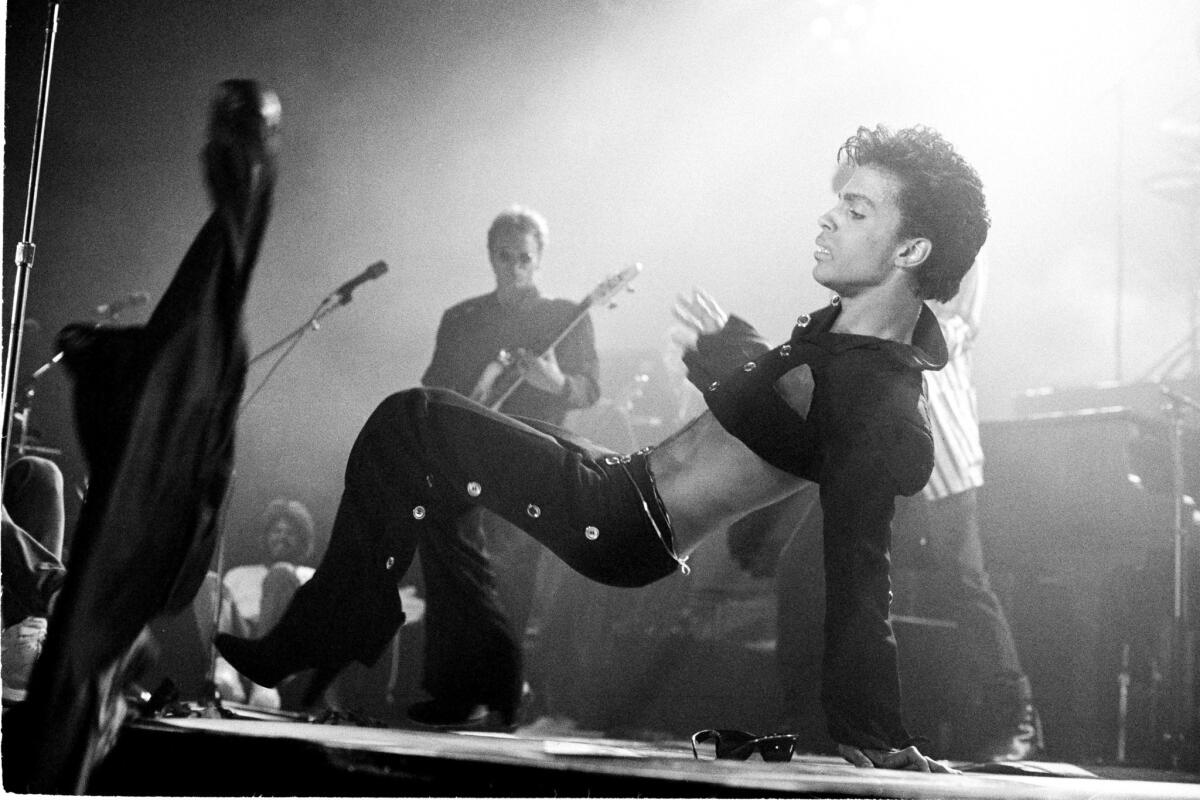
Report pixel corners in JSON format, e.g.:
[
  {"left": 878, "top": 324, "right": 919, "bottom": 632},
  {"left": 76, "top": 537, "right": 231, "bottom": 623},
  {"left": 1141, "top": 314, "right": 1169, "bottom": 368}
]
[{"left": 922, "top": 257, "right": 987, "bottom": 501}]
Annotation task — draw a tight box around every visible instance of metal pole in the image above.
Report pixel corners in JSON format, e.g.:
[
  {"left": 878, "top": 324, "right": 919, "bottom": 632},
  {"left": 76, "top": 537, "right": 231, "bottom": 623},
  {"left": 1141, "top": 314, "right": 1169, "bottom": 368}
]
[
  {"left": 1114, "top": 80, "right": 1125, "bottom": 383},
  {"left": 2, "top": 2, "right": 61, "bottom": 481},
  {"left": 1162, "top": 386, "right": 1198, "bottom": 768}
]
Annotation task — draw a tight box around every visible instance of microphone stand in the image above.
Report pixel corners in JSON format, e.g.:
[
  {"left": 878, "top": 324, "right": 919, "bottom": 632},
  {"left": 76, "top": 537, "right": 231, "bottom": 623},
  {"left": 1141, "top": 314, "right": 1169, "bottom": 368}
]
[
  {"left": 237, "top": 290, "right": 356, "bottom": 415},
  {"left": 2, "top": 2, "right": 61, "bottom": 483},
  {"left": 247, "top": 291, "right": 350, "bottom": 368},
  {"left": 200, "top": 286, "right": 362, "bottom": 718},
  {"left": 1161, "top": 385, "right": 1199, "bottom": 770}
]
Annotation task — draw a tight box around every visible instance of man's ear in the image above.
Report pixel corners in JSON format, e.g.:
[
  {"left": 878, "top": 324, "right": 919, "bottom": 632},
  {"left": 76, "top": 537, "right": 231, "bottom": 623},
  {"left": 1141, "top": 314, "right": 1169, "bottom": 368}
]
[{"left": 894, "top": 237, "right": 931, "bottom": 270}]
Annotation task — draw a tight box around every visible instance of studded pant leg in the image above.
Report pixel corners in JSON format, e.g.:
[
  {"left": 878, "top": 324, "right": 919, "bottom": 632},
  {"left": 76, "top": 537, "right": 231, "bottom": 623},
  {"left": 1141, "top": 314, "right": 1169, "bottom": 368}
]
[
  {"left": 277, "top": 387, "right": 678, "bottom": 689},
  {"left": 411, "top": 388, "right": 678, "bottom": 587}
]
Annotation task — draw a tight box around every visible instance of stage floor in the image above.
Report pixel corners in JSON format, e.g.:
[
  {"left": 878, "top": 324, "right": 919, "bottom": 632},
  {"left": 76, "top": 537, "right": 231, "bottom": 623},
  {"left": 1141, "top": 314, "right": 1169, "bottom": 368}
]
[{"left": 89, "top": 712, "right": 1200, "bottom": 798}]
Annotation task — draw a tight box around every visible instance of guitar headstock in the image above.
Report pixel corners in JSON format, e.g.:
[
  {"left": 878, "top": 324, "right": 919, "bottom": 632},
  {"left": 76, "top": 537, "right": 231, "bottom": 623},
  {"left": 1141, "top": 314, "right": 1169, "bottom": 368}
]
[{"left": 586, "top": 262, "right": 643, "bottom": 309}]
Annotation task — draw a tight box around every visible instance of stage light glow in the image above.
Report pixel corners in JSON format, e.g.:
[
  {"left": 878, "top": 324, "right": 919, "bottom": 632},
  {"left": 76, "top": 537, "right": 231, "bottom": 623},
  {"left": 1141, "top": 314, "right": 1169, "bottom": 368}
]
[{"left": 844, "top": 3, "right": 868, "bottom": 28}]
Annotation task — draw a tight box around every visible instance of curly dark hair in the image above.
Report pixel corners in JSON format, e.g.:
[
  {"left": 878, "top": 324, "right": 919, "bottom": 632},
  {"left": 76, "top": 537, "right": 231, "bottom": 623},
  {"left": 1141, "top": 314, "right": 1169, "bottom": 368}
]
[
  {"left": 259, "top": 497, "right": 315, "bottom": 562},
  {"left": 838, "top": 125, "right": 989, "bottom": 302}
]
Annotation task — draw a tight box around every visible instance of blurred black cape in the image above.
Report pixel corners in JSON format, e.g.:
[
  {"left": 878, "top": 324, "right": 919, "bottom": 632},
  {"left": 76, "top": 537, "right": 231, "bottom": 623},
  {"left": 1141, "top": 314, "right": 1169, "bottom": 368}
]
[{"left": 8, "top": 146, "right": 273, "bottom": 791}]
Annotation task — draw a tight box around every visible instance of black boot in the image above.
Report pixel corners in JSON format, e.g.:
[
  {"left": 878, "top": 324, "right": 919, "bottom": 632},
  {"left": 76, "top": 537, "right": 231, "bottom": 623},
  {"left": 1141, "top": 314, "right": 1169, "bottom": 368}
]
[
  {"left": 974, "top": 702, "right": 1043, "bottom": 762},
  {"left": 213, "top": 576, "right": 343, "bottom": 690},
  {"left": 203, "top": 79, "right": 280, "bottom": 230},
  {"left": 407, "top": 681, "right": 528, "bottom": 731},
  {"left": 214, "top": 630, "right": 308, "bottom": 689},
  {"left": 215, "top": 564, "right": 407, "bottom": 691},
  {"left": 407, "top": 633, "right": 525, "bottom": 731}
]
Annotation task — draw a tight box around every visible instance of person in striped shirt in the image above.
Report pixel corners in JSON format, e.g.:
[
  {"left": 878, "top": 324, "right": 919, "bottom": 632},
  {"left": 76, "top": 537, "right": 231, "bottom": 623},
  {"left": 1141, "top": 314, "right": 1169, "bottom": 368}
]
[{"left": 899, "top": 254, "right": 1041, "bottom": 762}]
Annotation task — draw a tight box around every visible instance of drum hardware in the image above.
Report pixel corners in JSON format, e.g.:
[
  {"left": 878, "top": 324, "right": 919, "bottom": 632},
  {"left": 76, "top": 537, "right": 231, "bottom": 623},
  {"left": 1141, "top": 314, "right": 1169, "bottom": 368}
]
[
  {"left": 1144, "top": 108, "right": 1200, "bottom": 767},
  {"left": 1159, "top": 385, "right": 1199, "bottom": 769}
]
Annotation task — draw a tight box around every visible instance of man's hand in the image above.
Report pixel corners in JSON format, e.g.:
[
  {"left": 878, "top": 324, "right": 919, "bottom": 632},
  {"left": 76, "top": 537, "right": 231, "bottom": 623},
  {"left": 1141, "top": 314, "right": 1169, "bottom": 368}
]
[
  {"left": 837, "top": 743, "right": 958, "bottom": 774},
  {"left": 672, "top": 288, "right": 728, "bottom": 338},
  {"left": 515, "top": 347, "right": 567, "bottom": 395}
]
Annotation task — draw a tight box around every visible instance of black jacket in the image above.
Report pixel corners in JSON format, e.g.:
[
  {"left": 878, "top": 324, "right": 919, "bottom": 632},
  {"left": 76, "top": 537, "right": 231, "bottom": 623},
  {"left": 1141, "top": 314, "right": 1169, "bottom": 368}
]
[{"left": 683, "top": 299, "right": 947, "bottom": 751}]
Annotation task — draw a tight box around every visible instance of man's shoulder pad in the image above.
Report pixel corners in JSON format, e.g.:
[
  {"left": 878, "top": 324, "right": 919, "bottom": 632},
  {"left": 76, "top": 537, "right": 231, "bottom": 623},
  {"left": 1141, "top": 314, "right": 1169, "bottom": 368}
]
[{"left": 443, "top": 294, "right": 490, "bottom": 320}]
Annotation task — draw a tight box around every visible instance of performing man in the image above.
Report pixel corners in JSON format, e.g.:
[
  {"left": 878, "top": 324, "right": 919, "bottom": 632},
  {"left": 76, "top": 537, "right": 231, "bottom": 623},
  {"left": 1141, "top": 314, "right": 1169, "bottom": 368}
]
[
  {"left": 219, "top": 123, "right": 990, "bottom": 771},
  {"left": 764, "top": 255, "right": 1040, "bottom": 761}
]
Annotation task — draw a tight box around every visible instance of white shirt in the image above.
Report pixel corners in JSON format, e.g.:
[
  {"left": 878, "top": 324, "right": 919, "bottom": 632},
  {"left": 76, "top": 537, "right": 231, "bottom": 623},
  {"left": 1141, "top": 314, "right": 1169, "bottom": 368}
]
[{"left": 922, "top": 256, "right": 987, "bottom": 501}]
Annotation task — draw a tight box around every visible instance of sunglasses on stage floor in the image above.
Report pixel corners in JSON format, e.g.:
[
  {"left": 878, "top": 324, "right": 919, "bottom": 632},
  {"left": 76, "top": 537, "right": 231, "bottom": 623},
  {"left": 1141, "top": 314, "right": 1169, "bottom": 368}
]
[{"left": 690, "top": 729, "right": 800, "bottom": 762}]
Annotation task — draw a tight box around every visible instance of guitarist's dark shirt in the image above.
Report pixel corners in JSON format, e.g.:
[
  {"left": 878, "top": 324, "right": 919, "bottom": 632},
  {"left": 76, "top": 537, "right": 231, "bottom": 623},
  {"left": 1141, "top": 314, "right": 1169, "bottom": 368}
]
[{"left": 422, "top": 289, "right": 600, "bottom": 425}]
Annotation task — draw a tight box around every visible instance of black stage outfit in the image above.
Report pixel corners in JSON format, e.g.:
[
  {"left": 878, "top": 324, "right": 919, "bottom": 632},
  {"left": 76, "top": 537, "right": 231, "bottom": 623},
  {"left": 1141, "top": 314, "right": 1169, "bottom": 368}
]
[
  {"left": 416, "top": 288, "right": 599, "bottom": 715},
  {"left": 219, "top": 297, "right": 946, "bottom": 751},
  {"left": 685, "top": 300, "right": 945, "bottom": 749}
]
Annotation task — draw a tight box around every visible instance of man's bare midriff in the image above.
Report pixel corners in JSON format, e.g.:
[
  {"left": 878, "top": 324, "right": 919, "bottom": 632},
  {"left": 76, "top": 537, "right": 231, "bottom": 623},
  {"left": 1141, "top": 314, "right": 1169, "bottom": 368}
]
[{"left": 648, "top": 410, "right": 804, "bottom": 556}]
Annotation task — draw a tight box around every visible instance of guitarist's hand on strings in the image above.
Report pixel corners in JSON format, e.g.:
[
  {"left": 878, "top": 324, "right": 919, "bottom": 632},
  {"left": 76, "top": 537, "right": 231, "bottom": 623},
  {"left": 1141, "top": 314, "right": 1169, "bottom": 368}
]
[{"left": 514, "top": 347, "right": 568, "bottom": 395}]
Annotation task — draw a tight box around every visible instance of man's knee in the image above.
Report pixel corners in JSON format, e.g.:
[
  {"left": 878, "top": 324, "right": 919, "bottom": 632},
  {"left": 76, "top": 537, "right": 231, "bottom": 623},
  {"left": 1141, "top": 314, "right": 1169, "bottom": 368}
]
[
  {"left": 370, "top": 389, "right": 419, "bottom": 425},
  {"left": 363, "top": 388, "right": 457, "bottom": 432},
  {"left": 350, "top": 390, "right": 424, "bottom": 462}
]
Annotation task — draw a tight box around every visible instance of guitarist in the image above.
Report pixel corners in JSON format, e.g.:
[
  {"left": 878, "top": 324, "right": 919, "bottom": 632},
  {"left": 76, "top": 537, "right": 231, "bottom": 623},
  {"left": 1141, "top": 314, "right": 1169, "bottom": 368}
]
[
  {"left": 413, "top": 206, "right": 599, "bottom": 726},
  {"left": 421, "top": 205, "right": 599, "bottom": 422}
]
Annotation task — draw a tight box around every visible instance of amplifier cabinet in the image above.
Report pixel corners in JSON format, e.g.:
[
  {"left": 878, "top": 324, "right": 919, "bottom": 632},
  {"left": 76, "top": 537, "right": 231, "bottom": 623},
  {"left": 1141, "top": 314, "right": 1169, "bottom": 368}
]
[{"left": 979, "top": 411, "right": 1198, "bottom": 765}]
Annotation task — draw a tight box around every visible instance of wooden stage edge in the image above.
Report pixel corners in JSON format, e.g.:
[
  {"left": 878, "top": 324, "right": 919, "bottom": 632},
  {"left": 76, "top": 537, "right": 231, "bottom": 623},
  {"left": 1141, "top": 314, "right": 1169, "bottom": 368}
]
[{"left": 89, "top": 714, "right": 1200, "bottom": 798}]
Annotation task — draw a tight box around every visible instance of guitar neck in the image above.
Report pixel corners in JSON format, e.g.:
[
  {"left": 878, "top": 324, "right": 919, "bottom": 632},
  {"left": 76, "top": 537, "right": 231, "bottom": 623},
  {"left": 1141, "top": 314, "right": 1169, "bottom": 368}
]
[
  {"left": 536, "top": 298, "right": 591, "bottom": 360},
  {"left": 489, "top": 298, "right": 592, "bottom": 410}
]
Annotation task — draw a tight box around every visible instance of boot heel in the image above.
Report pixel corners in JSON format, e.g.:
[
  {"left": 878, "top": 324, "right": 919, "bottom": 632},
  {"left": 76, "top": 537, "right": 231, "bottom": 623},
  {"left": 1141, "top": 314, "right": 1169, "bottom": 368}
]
[{"left": 214, "top": 633, "right": 294, "bottom": 688}]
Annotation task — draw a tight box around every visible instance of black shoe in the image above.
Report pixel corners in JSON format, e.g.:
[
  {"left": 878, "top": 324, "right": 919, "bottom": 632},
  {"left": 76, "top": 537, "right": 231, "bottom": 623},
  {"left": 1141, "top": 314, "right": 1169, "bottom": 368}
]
[
  {"left": 203, "top": 79, "right": 280, "bottom": 224},
  {"left": 214, "top": 632, "right": 299, "bottom": 689},
  {"left": 407, "top": 680, "right": 529, "bottom": 731},
  {"left": 976, "top": 704, "right": 1043, "bottom": 762},
  {"left": 407, "top": 698, "right": 492, "bottom": 729}
]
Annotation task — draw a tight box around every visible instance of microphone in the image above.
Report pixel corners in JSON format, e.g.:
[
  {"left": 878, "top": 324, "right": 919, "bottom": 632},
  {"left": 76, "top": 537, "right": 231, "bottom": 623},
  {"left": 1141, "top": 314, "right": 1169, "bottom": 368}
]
[
  {"left": 333, "top": 260, "right": 388, "bottom": 302},
  {"left": 95, "top": 292, "right": 150, "bottom": 318}
]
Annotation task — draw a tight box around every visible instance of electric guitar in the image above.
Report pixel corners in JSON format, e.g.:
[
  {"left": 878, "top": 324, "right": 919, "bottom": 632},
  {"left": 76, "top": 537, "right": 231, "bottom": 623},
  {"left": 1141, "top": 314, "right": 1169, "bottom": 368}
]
[{"left": 469, "top": 262, "right": 644, "bottom": 411}]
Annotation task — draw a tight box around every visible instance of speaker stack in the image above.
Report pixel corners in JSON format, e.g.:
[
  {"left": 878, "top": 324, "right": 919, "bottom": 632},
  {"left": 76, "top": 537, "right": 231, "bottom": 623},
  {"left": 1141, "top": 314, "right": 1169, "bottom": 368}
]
[{"left": 980, "top": 382, "right": 1199, "bottom": 767}]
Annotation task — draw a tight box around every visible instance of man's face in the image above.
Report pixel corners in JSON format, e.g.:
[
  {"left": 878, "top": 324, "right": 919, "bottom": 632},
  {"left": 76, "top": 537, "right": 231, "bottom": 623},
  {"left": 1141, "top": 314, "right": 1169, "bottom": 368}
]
[
  {"left": 265, "top": 517, "right": 303, "bottom": 563},
  {"left": 812, "top": 165, "right": 908, "bottom": 297},
  {"left": 489, "top": 228, "right": 542, "bottom": 294}
]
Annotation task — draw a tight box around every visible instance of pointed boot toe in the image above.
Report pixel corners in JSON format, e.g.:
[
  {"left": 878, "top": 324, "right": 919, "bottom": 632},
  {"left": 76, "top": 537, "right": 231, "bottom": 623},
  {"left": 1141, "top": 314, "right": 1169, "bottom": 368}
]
[{"left": 214, "top": 633, "right": 291, "bottom": 689}]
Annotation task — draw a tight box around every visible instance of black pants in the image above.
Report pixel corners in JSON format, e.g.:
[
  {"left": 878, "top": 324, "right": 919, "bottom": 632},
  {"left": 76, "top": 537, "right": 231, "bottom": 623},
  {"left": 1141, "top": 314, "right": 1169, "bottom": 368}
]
[
  {"left": 284, "top": 387, "right": 680, "bottom": 705},
  {"left": 458, "top": 507, "right": 544, "bottom": 653},
  {"left": 893, "top": 488, "right": 1028, "bottom": 706}
]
